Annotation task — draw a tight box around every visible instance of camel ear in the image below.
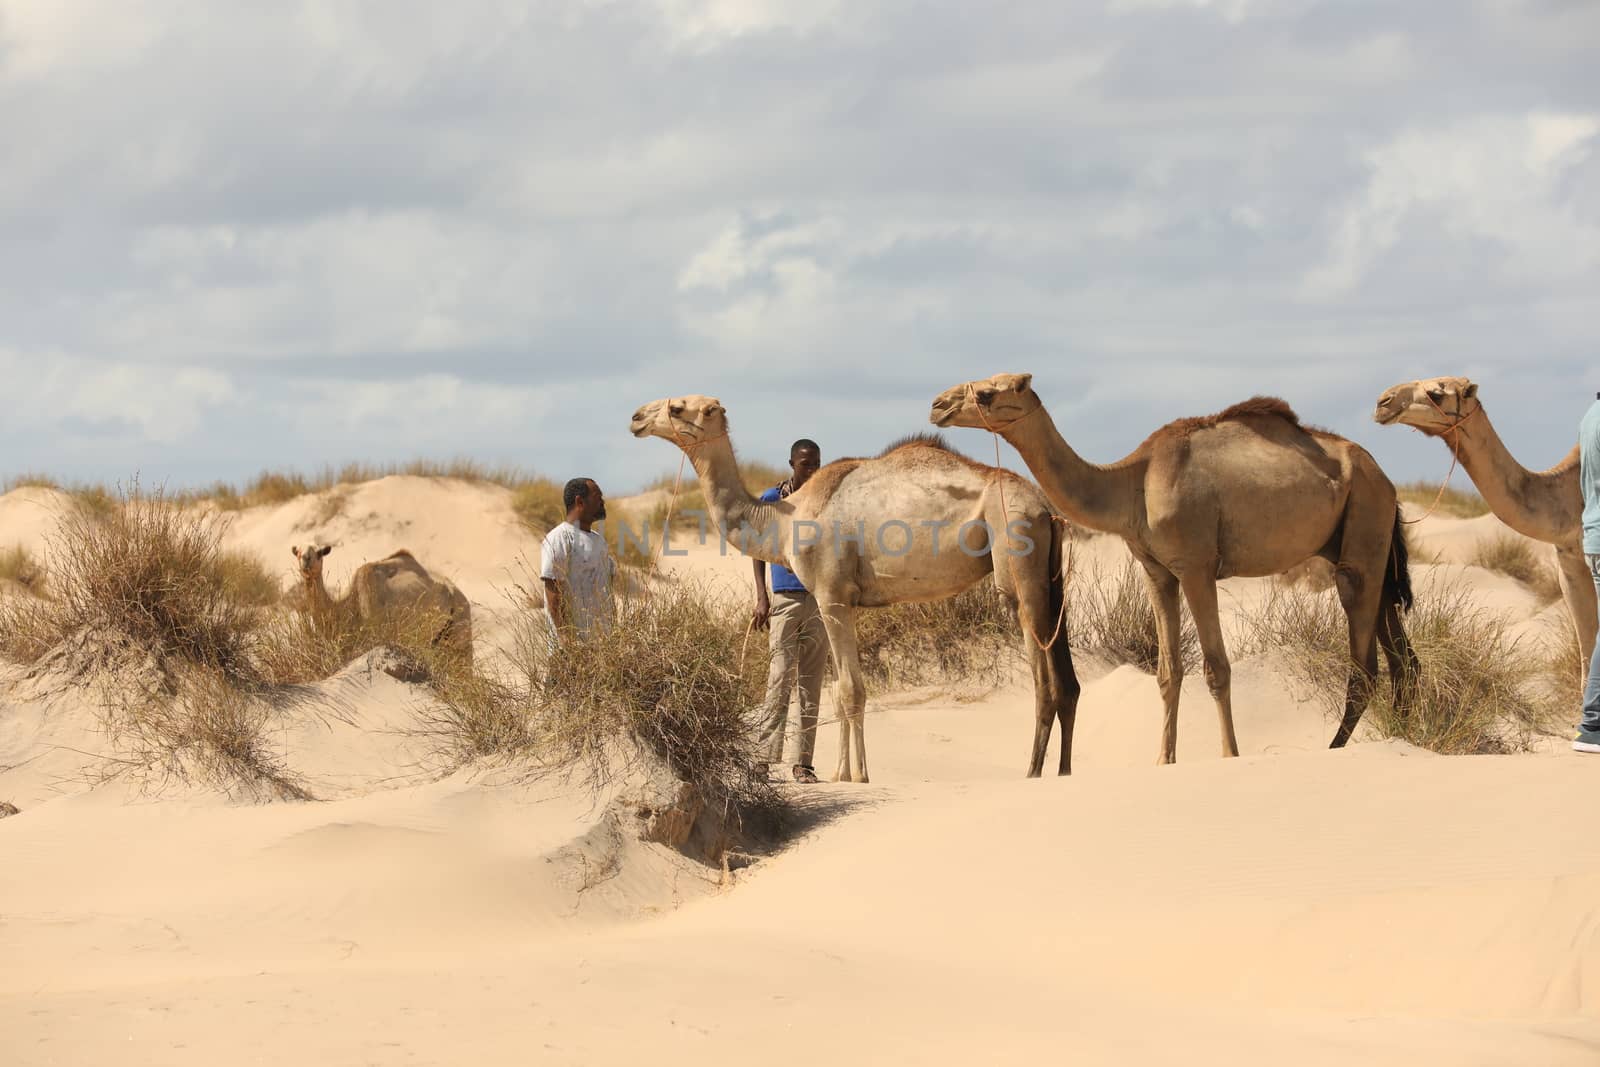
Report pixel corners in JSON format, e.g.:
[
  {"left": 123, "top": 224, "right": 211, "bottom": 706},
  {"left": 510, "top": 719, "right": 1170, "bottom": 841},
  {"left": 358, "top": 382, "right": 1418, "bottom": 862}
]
[
  {"left": 1462, "top": 382, "right": 1479, "bottom": 400},
  {"left": 1015, "top": 373, "right": 1033, "bottom": 392},
  {"left": 318, "top": 545, "right": 333, "bottom": 558},
  {"left": 291, "top": 546, "right": 301, "bottom": 558}
]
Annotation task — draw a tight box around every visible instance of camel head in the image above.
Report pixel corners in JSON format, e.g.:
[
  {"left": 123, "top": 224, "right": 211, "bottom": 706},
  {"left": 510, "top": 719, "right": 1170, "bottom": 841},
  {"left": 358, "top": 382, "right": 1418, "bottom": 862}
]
[
  {"left": 1373, "top": 377, "right": 1481, "bottom": 435},
  {"left": 929, "top": 373, "right": 1040, "bottom": 430},
  {"left": 290, "top": 543, "right": 333, "bottom": 584},
  {"left": 629, "top": 395, "right": 728, "bottom": 450}
]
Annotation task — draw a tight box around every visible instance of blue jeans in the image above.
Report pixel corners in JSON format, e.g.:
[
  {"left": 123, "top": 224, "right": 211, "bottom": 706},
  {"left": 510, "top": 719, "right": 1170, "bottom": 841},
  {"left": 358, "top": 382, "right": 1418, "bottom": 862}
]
[{"left": 1583, "top": 555, "right": 1600, "bottom": 734}]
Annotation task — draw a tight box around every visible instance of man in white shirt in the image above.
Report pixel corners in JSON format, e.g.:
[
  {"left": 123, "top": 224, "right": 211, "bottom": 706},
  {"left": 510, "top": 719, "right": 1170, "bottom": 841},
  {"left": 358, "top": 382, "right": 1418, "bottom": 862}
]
[{"left": 541, "top": 477, "right": 618, "bottom": 645}]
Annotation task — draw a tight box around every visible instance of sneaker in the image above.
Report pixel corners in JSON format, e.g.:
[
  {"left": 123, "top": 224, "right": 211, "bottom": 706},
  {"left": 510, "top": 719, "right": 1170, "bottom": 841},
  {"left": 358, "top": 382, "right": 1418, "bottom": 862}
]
[
  {"left": 791, "top": 764, "right": 820, "bottom": 784},
  {"left": 1574, "top": 730, "right": 1600, "bottom": 754}
]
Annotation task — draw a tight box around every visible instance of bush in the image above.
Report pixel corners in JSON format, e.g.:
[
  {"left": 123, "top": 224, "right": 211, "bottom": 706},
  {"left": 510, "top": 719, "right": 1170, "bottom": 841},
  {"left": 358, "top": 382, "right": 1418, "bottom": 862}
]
[
  {"left": 511, "top": 477, "right": 567, "bottom": 531},
  {"left": 0, "top": 482, "right": 258, "bottom": 678},
  {"left": 425, "top": 579, "right": 782, "bottom": 831},
  {"left": 1069, "top": 557, "right": 1199, "bottom": 672},
  {"left": 854, "top": 584, "right": 1018, "bottom": 691},
  {"left": 1396, "top": 480, "right": 1490, "bottom": 519},
  {"left": 1239, "top": 576, "right": 1562, "bottom": 754},
  {"left": 1469, "top": 533, "right": 1561, "bottom": 603},
  {"left": 213, "top": 549, "right": 282, "bottom": 608},
  {"left": 0, "top": 544, "right": 47, "bottom": 595}
]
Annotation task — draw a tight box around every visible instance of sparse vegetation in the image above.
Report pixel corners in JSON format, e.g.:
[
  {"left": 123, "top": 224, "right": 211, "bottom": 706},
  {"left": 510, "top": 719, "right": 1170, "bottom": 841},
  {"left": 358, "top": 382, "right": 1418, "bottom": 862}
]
[
  {"left": 1069, "top": 558, "right": 1200, "bottom": 672},
  {"left": 2, "top": 474, "right": 59, "bottom": 492},
  {"left": 211, "top": 549, "right": 282, "bottom": 609},
  {"left": 423, "top": 578, "right": 784, "bottom": 842},
  {"left": 855, "top": 584, "right": 1018, "bottom": 691},
  {"left": 510, "top": 477, "right": 566, "bottom": 530},
  {"left": 1396, "top": 480, "right": 1490, "bottom": 519},
  {"left": 1469, "top": 533, "right": 1561, "bottom": 603},
  {"left": 0, "top": 545, "right": 47, "bottom": 595},
  {"left": 1240, "top": 576, "right": 1563, "bottom": 754}
]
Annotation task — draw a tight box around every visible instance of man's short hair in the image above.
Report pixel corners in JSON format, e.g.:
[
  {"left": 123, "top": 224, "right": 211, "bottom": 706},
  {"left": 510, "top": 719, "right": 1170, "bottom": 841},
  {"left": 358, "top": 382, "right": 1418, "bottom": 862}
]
[
  {"left": 790, "top": 438, "right": 820, "bottom": 459},
  {"left": 563, "top": 477, "right": 595, "bottom": 511}
]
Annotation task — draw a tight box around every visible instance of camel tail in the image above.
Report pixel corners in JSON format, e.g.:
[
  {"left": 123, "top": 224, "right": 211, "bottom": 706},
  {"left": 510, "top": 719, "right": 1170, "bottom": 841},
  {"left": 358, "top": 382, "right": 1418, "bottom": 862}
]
[
  {"left": 1384, "top": 508, "right": 1415, "bottom": 614},
  {"left": 1046, "top": 519, "right": 1079, "bottom": 687}
]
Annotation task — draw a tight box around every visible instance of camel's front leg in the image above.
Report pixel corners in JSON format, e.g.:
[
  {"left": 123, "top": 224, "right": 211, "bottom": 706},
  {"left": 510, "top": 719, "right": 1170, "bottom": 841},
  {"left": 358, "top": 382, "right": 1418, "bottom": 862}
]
[
  {"left": 1556, "top": 544, "right": 1598, "bottom": 693},
  {"left": 1178, "top": 573, "right": 1239, "bottom": 759},
  {"left": 1141, "top": 565, "right": 1185, "bottom": 764},
  {"left": 816, "top": 602, "right": 868, "bottom": 783}
]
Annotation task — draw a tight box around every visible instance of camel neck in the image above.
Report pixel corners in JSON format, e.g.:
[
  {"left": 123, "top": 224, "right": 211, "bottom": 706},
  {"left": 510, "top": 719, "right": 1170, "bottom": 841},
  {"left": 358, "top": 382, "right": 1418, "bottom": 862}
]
[
  {"left": 687, "top": 439, "right": 790, "bottom": 565},
  {"left": 1002, "top": 407, "right": 1139, "bottom": 536},
  {"left": 1446, "top": 412, "right": 1578, "bottom": 543}
]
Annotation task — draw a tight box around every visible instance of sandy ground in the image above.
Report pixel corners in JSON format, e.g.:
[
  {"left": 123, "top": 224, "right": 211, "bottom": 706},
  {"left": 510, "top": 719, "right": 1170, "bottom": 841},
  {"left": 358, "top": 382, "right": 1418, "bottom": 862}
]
[{"left": 1, "top": 480, "right": 1596, "bottom": 1065}]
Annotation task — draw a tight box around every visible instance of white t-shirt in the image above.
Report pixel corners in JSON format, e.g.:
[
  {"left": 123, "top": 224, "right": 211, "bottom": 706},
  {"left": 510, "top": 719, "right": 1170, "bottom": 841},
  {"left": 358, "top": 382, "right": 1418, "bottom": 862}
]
[{"left": 540, "top": 521, "right": 617, "bottom": 640}]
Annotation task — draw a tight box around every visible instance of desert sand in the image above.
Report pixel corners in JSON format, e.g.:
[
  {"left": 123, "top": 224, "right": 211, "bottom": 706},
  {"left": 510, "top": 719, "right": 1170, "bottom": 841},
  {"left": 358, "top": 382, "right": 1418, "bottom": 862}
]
[{"left": 1, "top": 479, "right": 1597, "bottom": 1065}]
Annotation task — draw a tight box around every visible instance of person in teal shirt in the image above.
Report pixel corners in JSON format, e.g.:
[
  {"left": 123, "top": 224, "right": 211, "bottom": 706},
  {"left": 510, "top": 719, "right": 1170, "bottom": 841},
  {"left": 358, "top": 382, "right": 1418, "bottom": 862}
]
[{"left": 1576, "top": 393, "right": 1600, "bottom": 753}]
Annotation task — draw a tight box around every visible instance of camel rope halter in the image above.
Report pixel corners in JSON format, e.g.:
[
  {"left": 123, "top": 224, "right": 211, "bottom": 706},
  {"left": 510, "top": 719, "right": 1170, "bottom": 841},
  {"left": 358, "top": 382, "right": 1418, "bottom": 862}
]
[
  {"left": 966, "top": 382, "right": 1072, "bottom": 653},
  {"left": 1398, "top": 390, "right": 1480, "bottom": 526}
]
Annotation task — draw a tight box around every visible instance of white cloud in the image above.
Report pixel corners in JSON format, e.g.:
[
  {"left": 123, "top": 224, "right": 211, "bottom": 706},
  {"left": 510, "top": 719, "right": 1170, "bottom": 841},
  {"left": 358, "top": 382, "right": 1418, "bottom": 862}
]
[{"left": 0, "top": 348, "right": 234, "bottom": 443}]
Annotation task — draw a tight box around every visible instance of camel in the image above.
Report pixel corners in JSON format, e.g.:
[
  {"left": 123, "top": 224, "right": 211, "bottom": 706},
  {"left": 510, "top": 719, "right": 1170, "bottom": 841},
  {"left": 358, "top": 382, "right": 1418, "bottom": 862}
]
[
  {"left": 289, "top": 543, "right": 473, "bottom": 664},
  {"left": 930, "top": 373, "right": 1420, "bottom": 763},
  {"left": 629, "top": 395, "right": 1080, "bottom": 783},
  {"left": 1373, "top": 376, "right": 1596, "bottom": 679}
]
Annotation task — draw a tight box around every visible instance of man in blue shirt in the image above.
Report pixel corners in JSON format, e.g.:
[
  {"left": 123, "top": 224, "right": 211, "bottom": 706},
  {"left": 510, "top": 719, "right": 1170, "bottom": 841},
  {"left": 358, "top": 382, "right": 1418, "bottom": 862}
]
[
  {"left": 1576, "top": 394, "right": 1600, "bottom": 753},
  {"left": 752, "top": 439, "right": 829, "bottom": 782}
]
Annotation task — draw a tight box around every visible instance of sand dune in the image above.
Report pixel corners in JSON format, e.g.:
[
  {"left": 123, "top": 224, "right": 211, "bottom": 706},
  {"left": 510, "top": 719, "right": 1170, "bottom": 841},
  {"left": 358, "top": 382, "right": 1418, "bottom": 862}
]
[{"left": 1, "top": 478, "right": 1597, "bottom": 1065}]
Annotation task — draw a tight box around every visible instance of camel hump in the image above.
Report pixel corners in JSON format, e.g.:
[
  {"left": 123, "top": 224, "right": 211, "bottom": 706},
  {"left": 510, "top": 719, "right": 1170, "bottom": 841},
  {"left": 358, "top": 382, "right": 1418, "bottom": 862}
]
[
  {"left": 877, "top": 431, "right": 964, "bottom": 458},
  {"left": 1149, "top": 395, "right": 1306, "bottom": 445},
  {"left": 1214, "top": 396, "right": 1300, "bottom": 426},
  {"left": 382, "top": 549, "right": 417, "bottom": 562}
]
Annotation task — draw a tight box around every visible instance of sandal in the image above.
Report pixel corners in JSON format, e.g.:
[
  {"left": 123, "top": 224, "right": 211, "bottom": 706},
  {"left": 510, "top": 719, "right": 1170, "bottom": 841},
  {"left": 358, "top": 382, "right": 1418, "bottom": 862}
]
[{"left": 791, "top": 764, "right": 820, "bottom": 784}]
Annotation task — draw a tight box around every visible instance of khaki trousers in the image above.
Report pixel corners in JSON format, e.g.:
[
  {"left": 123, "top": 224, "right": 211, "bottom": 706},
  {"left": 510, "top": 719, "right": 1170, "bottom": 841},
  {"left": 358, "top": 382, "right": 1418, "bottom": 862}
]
[{"left": 757, "top": 591, "right": 830, "bottom": 767}]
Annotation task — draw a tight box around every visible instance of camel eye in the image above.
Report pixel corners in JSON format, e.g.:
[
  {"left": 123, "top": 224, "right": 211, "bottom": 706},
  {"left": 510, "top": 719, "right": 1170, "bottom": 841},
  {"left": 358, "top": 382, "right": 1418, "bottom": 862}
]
[
  {"left": 976, "top": 389, "right": 997, "bottom": 404},
  {"left": 1426, "top": 389, "right": 1444, "bottom": 402},
  {"left": 669, "top": 405, "right": 684, "bottom": 417}
]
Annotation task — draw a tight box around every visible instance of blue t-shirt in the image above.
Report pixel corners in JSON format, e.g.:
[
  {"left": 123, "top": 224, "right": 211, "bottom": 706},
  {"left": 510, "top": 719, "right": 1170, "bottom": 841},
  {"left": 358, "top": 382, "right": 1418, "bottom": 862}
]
[
  {"left": 759, "top": 484, "right": 807, "bottom": 593},
  {"left": 1581, "top": 399, "right": 1600, "bottom": 555}
]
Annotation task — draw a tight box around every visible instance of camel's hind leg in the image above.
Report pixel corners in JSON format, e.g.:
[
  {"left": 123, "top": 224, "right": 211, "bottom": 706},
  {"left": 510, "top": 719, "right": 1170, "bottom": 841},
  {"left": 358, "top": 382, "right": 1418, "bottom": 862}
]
[
  {"left": 1177, "top": 573, "right": 1240, "bottom": 759},
  {"left": 992, "top": 509, "right": 1076, "bottom": 777},
  {"left": 1556, "top": 545, "right": 1598, "bottom": 693},
  {"left": 816, "top": 601, "right": 868, "bottom": 784},
  {"left": 1329, "top": 497, "right": 1393, "bottom": 748},
  {"left": 1375, "top": 596, "right": 1419, "bottom": 726},
  {"left": 1142, "top": 564, "right": 1186, "bottom": 764}
]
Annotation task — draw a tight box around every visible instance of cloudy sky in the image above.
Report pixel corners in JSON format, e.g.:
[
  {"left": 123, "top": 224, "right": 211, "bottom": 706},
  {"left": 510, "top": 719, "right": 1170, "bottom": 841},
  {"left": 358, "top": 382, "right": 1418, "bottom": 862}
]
[{"left": 1, "top": 0, "right": 1595, "bottom": 495}]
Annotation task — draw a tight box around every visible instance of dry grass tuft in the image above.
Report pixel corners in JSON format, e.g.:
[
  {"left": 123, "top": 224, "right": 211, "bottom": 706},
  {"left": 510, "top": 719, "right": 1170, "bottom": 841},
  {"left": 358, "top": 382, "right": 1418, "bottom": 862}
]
[
  {"left": 0, "top": 544, "right": 47, "bottom": 595},
  {"left": 1396, "top": 480, "right": 1490, "bottom": 519},
  {"left": 1469, "top": 533, "right": 1562, "bottom": 603},
  {"left": 424, "top": 578, "right": 783, "bottom": 835},
  {"left": 510, "top": 477, "right": 567, "bottom": 531},
  {"left": 0, "top": 482, "right": 259, "bottom": 677},
  {"left": 1069, "top": 558, "right": 1200, "bottom": 672},
  {"left": 1240, "top": 576, "right": 1562, "bottom": 754},
  {"left": 855, "top": 584, "right": 1018, "bottom": 691},
  {"left": 3, "top": 473, "right": 60, "bottom": 492}
]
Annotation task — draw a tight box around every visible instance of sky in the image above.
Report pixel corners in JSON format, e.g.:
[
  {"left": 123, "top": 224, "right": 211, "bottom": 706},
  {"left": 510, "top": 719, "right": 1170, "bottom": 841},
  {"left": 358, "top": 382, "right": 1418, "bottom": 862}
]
[{"left": 0, "top": 0, "right": 1596, "bottom": 495}]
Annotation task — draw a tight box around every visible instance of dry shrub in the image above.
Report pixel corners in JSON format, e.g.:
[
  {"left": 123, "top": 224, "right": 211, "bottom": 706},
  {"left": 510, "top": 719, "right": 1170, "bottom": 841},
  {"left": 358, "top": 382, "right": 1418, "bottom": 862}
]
[
  {"left": 0, "top": 544, "right": 47, "bottom": 595},
  {"left": 1070, "top": 558, "right": 1199, "bottom": 672},
  {"left": 1470, "top": 534, "right": 1562, "bottom": 603},
  {"left": 3, "top": 473, "right": 59, "bottom": 492},
  {"left": 253, "top": 599, "right": 467, "bottom": 688},
  {"left": 511, "top": 477, "right": 567, "bottom": 530},
  {"left": 425, "top": 579, "right": 782, "bottom": 829},
  {"left": 0, "top": 482, "right": 315, "bottom": 797},
  {"left": 100, "top": 667, "right": 311, "bottom": 801},
  {"left": 1539, "top": 614, "right": 1587, "bottom": 709},
  {"left": 0, "top": 483, "right": 258, "bottom": 678},
  {"left": 68, "top": 485, "right": 117, "bottom": 520},
  {"left": 1240, "top": 577, "right": 1561, "bottom": 753},
  {"left": 855, "top": 584, "right": 1018, "bottom": 691},
  {"left": 1396, "top": 480, "right": 1490, "bottom": 518},
  {"left": 213, "top": 549, "right": 282, "bottom": 608}
]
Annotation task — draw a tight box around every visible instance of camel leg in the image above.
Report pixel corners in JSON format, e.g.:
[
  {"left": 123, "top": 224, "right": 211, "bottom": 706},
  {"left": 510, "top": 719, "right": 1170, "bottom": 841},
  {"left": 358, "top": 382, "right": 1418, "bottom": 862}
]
[
  {"left": 1556, "top": 545, "right": 1598, "bottom": 693},
  {"left": 1178, "top": 573, "right": 1239, "bottom": 759},
  {"left": 1141, "top": 564, "right": 1185, "bottom": 765},
  {"left": 816, "top": 601, "right": 868, "bottom": 784}
]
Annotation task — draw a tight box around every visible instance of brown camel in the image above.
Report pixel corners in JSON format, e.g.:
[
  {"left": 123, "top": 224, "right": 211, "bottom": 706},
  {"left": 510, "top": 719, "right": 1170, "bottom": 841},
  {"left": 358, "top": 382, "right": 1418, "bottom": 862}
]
[
  {"left": 1373, "top": 376, "right": 1596, "bottom": 679},
  {"left": 289, "top": 543, "right": 473, "bottom": 664},
  {"left": 931, "top": 373, "right": 1420, "bottom": 762},
  {"left": 630, "top": 395, "right": 1080, "bottom": 783}
]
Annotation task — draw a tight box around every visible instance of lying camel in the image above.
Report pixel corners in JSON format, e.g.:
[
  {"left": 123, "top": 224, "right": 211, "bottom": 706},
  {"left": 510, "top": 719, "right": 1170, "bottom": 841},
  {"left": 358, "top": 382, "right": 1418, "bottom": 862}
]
[{"left": 289, "top": 543, "right": 473, "bottom": 664}]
